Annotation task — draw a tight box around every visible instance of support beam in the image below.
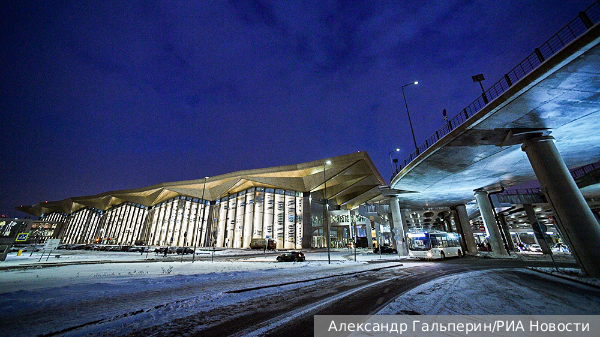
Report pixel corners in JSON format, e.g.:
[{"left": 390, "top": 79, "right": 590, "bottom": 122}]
[
  {"left": 389, "top": 197, "right": 408, "bottom": 256},
  {"left": 498, "top": 213, "right": 516, "bottom": 252},
  {"left": 522, "top": 136, "right": 600, "bottom": 277},
  {"left": 523, "top": 204, "right": 551, "bottom": 255},
  {"left": 474, "top": 191, "right": 509, "bottom": 256},
  {"left": 453, "top": 205, "right": 478, "bottom": 255},
  {"left": 366, "top": 220, "right": 374, "bottom": 248}
]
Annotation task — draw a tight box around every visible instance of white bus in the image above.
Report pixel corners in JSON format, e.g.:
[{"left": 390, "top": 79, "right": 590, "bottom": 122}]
[{"left": 407, "top": 230, "right": 463, "bottom": 259}]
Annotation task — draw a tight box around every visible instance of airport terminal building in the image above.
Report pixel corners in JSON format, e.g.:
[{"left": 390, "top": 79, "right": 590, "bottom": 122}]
[{"left": 15, "top": 152, "right": 387, "bottom": 249}]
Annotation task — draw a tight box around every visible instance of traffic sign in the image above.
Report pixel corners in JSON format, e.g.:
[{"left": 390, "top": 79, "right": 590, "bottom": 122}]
[
  {"left": 15, "top": 233, "right": 29, "bottom": 242},
  {"left": 44, "top": 239, "right": 60, "bottom": 250},
  {"left": 479, "top": 225, "right": 486, "bottom": 232}
]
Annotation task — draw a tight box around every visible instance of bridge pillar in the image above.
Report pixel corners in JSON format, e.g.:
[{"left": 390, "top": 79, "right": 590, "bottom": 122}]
[
  {"left": 366, "top": 220, "right": 374, "bottom": 249},
  {"left": 498, "top": 214, "right": 516, "bottom": 252},
  {"left": 452, "top": 205, "right": 478, "bottom": 255},
  {"left": 474, "top": 191, "right": 509, "bottom": 256},
  {"left": 389, "top": 197, "right": 408, "bottom": 256},
  {"left": 522, "top": 136, "right": 600, "bottom": 277},
  {"left": 523, "top": 204, "right": 552, "bottom": 255}
]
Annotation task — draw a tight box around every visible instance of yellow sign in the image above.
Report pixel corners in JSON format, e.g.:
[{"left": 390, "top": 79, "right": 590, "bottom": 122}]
[{"left": 15, "top": 233, "right": 29, "bottom": 242}]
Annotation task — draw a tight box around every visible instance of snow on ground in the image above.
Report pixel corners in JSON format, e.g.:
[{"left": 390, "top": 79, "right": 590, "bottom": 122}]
[
  {"left": 378, "top": 268, "right": 600, "bottom": 315},
  {"left": 1, "top": 248, "right": 598, "bottom": 336},
  {"left": 0, "top": 249, "right": 407, "bottom": 336},
  {"left": 0, "top": 248, "right": 402, "bottom": 293}
]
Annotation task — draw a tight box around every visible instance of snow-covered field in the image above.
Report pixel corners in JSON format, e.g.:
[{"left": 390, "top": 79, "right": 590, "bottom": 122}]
[
  {"left": 0, "top": 249, "right": 405, "bottom": 336},
  {"left": 1, "top": 249, "right": 598, "bottom": 336},
  {"left": 378, "top": 268, "right": 600, "bottom": 315}
]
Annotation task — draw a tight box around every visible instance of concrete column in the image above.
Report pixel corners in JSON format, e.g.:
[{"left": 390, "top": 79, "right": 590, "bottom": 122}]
[
  {"left": 522, "top": 136, "right": 600, "bottom": 276},
  {"left": 474, "top": 191, "right": 508, "bottom": 256},
  {"left": 373, "top": 219, "right": 381, "bottom": 249},
  {"left": 366, "top": 220, "right": 373, "bottom": 248},
  {"left": 454, "top": 205, "right": 478, "bottom": 255},
  {"left": 444, "top": 213, "right": 454, "bottom": 232},
  {"left": 451, "top": 208, "right": 468, "bottom": 253},
  {"left": 523, "top": 204, "right": 551, "bottom": 254},
  {"left": 389, "top": 197, "right": 408, "bottom": 255},
  {"left": 498, "top": 214, "right": 515, "bottom": 252}
]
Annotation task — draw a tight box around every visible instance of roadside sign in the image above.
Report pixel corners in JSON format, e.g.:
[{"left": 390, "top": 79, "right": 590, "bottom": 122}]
[
  {"left": 15, "top": 233, "right": 29, "bottom": 242},
  {"left": 44, "top": 239, "right": 61, "bottom": 250},
  {"left": 479, "top": 225, "right": 486, "bottom": 232}
]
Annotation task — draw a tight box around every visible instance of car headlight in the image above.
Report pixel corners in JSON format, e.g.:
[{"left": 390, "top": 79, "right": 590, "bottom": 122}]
[{"left": 426, "top": 252, "right": 433, "bottom": 258}]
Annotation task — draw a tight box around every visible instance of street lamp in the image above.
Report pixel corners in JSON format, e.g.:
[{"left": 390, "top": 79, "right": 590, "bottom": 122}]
[
  {"left": 472, "top": 74, "right": 488, "bottom": 104},
  {"left": 401, "top": 81, "right": 419, "bottom": 155},
  {"left": 324, "top": 160, "right": 331, "bottom": 264},
  {"left": 193, "top": 176, "right": 209, "bottom": 263},
  {"left": 389, "top": 148, "right": 400, "bottom": 175}
]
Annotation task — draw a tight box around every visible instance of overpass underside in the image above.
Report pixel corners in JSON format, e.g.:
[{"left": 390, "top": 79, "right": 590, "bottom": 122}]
[{"left": 390, "top": 18, "right": 600, "bottom": 276}]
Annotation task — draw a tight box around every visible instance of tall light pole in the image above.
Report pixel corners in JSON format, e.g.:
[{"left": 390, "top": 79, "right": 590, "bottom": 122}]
[
  {"left": 193, "top": 176, "right": 209, "bottom": 263},
  {"left": 472, "top": 73, "right": 488, "bottom": 104},
  {"left": 389, "top": 148, "right": 400, "bottom": 175},
  {"left": 401, "top": 81, "right": 419, "bottom": 155},
  {"left": 324, "top": 160, "right": 331, "bottom": 264}
]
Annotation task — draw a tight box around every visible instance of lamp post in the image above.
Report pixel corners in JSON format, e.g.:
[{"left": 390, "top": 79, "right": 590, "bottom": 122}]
[
  {"left": 324, "top": 160, "right": 331, "bottom": 264},
  {"left": 193, "top": 176, "right": 209, "bottom": 263},
  {"left": 389, "top": 148, "right": 400, "bottom": 175},
  {"left": 401, "top": 81, "right": 419, "bottom": 155},
  {"left": 472, "top": 74, "right": 488, "bottom": 104}
]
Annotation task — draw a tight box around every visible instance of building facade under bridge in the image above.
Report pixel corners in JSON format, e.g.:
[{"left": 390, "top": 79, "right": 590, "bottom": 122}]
[{"left": 16, "top": 152, "right": 387, "bottom": 250}]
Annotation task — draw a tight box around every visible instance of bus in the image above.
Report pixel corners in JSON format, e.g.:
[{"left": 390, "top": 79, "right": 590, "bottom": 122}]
[{"left": 407, "top": 230, "right": 463, "bottom": 259}]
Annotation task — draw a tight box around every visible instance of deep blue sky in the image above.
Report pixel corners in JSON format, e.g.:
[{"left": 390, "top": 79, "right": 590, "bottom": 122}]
[{"left": 1, "top": 0, "right": 592, "bottom": 218}]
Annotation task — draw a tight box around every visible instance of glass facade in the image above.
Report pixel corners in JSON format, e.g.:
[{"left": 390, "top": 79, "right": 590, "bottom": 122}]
[
  {"left": 210, "top": 188, "right": 304, "bottom": 249},
  {"left": 146, "top": 196, "right": 209, "bottom": 247},
  {"left": 60, "top": 209, "right": 102, "bottom": 244},
  {"left": 52, "top": 189, "right": 317, "bottom": 249},
  {"left": 101, "top": 203, "right": 147, "bottom": 245}
]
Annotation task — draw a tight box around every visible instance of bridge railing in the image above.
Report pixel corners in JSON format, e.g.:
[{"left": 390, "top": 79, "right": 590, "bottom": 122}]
[
  {"left": 500, "top": 188, "right": 543, "bottom": 196},
  {"left": 393, "top": 1, "right": 600, "bottom": 180},
  {"left": 571, "top": 161, "right": 600, "bottom": 179}
]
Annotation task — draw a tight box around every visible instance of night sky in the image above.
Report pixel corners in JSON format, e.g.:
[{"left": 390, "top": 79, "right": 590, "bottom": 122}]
[{"left": 1, "top": 0, "right": 592, "bottom": 218}]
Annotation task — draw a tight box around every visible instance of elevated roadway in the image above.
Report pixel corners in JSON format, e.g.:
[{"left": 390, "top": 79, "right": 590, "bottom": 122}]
[
  {"left": 389, "top": 15, "right": 600, "bottom": 276},
  {"left": 390, "top": 23, "right": 600, "bottom": 207}
]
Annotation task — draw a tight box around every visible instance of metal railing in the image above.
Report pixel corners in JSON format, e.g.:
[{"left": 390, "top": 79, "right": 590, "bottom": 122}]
[
  {"left": 392, "top": 1, "right": 600, "bottom": 180},
  {"left": 571, "top": 161, "right": 600, "bottom": 179},
  {"left": 500, "top": 188, "right": 542, "bottom": 196}
]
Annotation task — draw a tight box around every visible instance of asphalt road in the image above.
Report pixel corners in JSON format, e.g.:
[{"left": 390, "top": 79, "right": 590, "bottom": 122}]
[{"left": 117, "top": 256, "right": 588, "bottom": 337}]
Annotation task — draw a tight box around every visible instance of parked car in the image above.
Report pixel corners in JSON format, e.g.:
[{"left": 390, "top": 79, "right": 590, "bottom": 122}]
[
  {"left": 127, "top": 246, "right": 145, "bottom": 252},
  {"left": 155, "top": 247, "right": 177, "bottom": 254},
  {"left": 176, "top": 247, "right": 194, "bottom": 255},
  {"left": 373, "top": 245, "right": 397, "bottom": 254},
  {"left": 529, "top": 244, "right": 542, "bottom": 252},
  {"left": 551, "top": 243, "right": 570, "bottom": 253},
  {"left": 276, "top": 251, "right": 305, "bottom": 262}
]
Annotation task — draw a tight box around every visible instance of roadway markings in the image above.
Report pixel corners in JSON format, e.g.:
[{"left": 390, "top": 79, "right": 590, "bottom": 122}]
[
  {"left": 231, "top": 277, "right": 402, "bottom": 337},
  {"left": 226, "top": 263, "right": 403, "bottom": 293}
]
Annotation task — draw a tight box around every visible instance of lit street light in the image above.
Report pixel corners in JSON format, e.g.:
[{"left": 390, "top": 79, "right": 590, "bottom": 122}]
[
  {"left": 324, "top": 160, "right": 331, "bottom": 264},
  {"left": 401, "top": 81, "right": 419, "bottom": 155}
]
